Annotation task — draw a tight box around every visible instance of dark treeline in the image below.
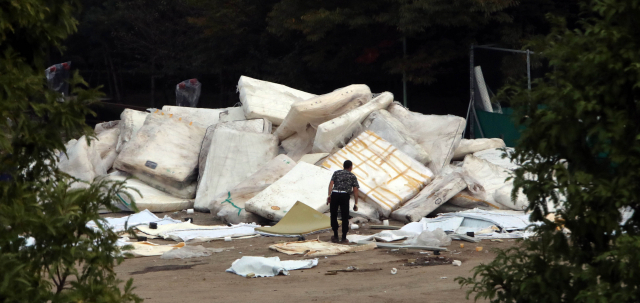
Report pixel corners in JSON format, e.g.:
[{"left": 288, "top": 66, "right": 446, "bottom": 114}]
[{"left": 54, "top": 0, "right": 580, "bottom": 120}]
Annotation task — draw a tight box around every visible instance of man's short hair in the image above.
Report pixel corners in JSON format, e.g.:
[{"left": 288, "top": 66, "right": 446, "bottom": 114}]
[{"left": 344, "top": 160, "right": 353, "bottom": 170}]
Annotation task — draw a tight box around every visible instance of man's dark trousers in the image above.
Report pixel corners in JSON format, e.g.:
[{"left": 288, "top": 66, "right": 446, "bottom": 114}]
[{"left": 330, "top": 192, "right": 350, "bottom": 239}]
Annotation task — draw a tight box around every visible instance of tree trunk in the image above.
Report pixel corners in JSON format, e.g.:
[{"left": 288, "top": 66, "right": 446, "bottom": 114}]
[
  {"left": 103, "top": 53, "right": 114, "bottom": 99},
  {"left": 150, "top": 57, "right": 155, "bottom": 108},
  {"left": 108, "top": 53, "right": 121, "bottom": 103}
]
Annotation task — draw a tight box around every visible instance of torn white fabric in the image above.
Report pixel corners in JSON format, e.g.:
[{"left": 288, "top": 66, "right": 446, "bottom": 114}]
[
  {"left": 88, "top": 209, "right": 181, "bottom": 233},
  {"left": 226, "top": 256, "right": 318, "bottom": 277},
  {"left": 163, "top": 224, "right": 259, "bottom": 242}
]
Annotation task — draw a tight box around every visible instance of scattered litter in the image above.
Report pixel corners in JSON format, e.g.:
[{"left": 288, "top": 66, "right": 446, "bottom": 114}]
[
  {"left": 460, "top": 244, "right": 464, "bottom": 248},
  {"left": 187, "top": 209, "right": 194, "bottom": 214},
  {"left": 390, "top": 268, "right": 397, "bottom": 275},
  {"left": 475, "top": 247, "right": 483, "bottom": 252},
  {"left": 440, "top": 277, "right": 447, "bottom": 279},
  {"left": 383, "top": 220, "right": 389, "bottom": 226},
  {"left": 226, "top": 256, "right": 318, "bottom": 278},
  {"left": 225, "top": 237, "right": 232, "bottom": 242},
  {"left": 491, "top": 239, "right": 504, "bottom": 242},
  {"left": 452, "top": 260, "right": 462, "bottom": 266},
  {"left": 161, "top": 245, "right": 233, "bottom": 259},
  {"left": 269, "top": 239, "right": 377, "bottom": 257},
  {"left": 116, "top": 239, "right": 185, "bottom": 257}
]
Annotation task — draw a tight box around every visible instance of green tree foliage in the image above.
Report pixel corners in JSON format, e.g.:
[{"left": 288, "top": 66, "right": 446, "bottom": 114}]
[
  {"left": 457, "top": 0, "right": 640, "bottom": 301},
  {"left": 0, "top": 1, "right": 140, "bottom": 302}
]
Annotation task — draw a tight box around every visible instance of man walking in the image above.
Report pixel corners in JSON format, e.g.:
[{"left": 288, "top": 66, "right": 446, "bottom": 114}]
[{"left": 327, "top": 160, "right": 360, "bottom": 243}]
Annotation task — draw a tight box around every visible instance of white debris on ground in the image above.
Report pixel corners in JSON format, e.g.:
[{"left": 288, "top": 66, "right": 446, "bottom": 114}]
[{"left": 68, "top": 75, "right": 563, "bottom": 244}]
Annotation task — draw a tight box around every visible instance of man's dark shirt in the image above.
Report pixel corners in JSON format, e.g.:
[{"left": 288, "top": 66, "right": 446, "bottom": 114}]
[{"left": 331, "top": 170, "right": 360, "bottom": 194}]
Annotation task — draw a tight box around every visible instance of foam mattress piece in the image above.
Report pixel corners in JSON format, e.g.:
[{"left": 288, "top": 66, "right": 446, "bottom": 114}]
[
  {"left": 448, "top": 189, "right": 501, "bottom": 210},
  {"left": 388, "top": 103, "right": 465, "bottom": 175},
  {"left": 391, "top": 173, "right": 468, "bottom": 222},
  {"left": 94, "top": 120, "right": 119, "bottom": 135},
  {"left": 320, "top": 130, "right": 434, "bottom": 218},
  {"left": 211, "top": 155, "right": 297, "bottom": 224},
  {"left": 198, "top": 119, "right": 272, "bottom": 182},
  {"left": 298, "top": 153, "right": 329, "bottom": 165},
  {"left": 58, "top": 136, "right": 106, "bottom": 183},
  {"left": 105, "top": 175, "right": 194, "bottom": 212},
  {"left": 161, "top": 106, "right": 235, "bottom": 128},
  {"left": 453, "top": 139, "right": 506, "bottom": 160},
  {"left": 219, "top": 107, "right": 247, "bottom": 122},
  {"left": 92, "top": 127, "right": 120, "bottom": 172},
  {"left": 280, "top": 126, "right": 315, "bottom": 161},
  {"left": 462, "top": 155, "right": 523, "bottom": 210},
  {"left": 245, "top": 162, "right": 334, "bottom": 221},
  {"left": 116, "top": 109, "right": 148, "bottom": 152},
  {"left": 472, "top": 148, "right": 519, "bottom": 171},
  {"left": 194, "top": 128, "right": 279, "bottom": 212},
  {"left": 312, "top": 92, "right": 393, "bottom": 153},
  {"left": 238, "top": 75, "right": 316, "bottom": 125},
  {"left": 274, "top": 84, "right": 372, "bottom": 141},
  {"left": 255, "top": 201, "right": 330, "bottom": 235},
  {"left": 113, "top": 110, "right": 206, "bottom": 199},
  {"left": 363, "top": 109, "right": 431, "bottom": 165}
]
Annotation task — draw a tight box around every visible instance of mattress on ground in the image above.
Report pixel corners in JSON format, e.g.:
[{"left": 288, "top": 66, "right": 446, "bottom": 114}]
[
  {"left": 245, "top": 162, "right": 333, "bottom": 221},
  {"left": 194, "top": 128, "right": 278, "bottom": 212},
  {"left": 113, "top": 110, "right": 206, "bottom": 198},
  {"left": 312, "top": 92, "right": 393, "bottom": 153},
  {"left": 105, "top": 175, "right": 194, "bottom": 212},
  {"left": 255, "top": 201, "right": 330, "bottom": 235},
  {"left": 211, "top": 155, "right": 297, "bottom": 224},
  {"left": 238, "top": 75, "right": 316, "bottom": 125},
  {"left": 321, "top": 130, "right": 434, "bottom": 218}
]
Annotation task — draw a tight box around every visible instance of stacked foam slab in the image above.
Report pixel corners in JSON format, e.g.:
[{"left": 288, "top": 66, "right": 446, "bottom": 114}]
[
  {"left": 105, "top": 175, "right": 194, "bottom": 212},
  {"left": 391, "top": 173, "right": 468, "bottom": 222},
  {"left": 198, "top": 119, "right": 272, "bottom": 183},
  {"left": 453, "top": 138, "right": 506, "bottom": 160},
  {"left": 238, "top": 75, "right": 316, "bottom": 125},
  {"left": 92, "top": 127, "right": 120, "bottom": 172},
  {"left": 194, "top": 128, "right": 279, "bottom": 212},
  {"left": 462, "top": 154, "right": 526, "bottom": 210},
  {"left": 388, "top": 103, "right": 465, "bottom": 175},
  {"left": 312, "top": 92, "right": 393, "bottom": 153},
  {"left": 219, "top": 107, "right": 246, "bottom": 122},
  {"left": 245, "top": 162, "right": 333, "bottom": 221},
  {"left": 321, "top": 130, "right": 434, "bottom": 218},
  {"left": 58, "top": 136, "right": 106, "bottom": 183},
  {"left": 113, "top": 110, "right": 206, "bottom": 198},
  {"left": 212, "top": 155, "right": 297, "bottom": 224},
  {"left": 162, "top": 105, "right": 242, "bottom": 127},
  {"left": 274, "top": 84, "right": 372, "bottom": 140},
  {"left": 116, "top": 109, "right": 148, "bottom": 152},
  {"left": 363, "top": 109, "right": 430, "bottom": 165}
]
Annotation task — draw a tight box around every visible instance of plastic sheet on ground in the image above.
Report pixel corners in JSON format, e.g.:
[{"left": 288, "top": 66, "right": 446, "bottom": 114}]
[
  {"left": 391, "top": 172, "right": 468, "bottom": 222},
  {"left": 135, "top": 221, "right": 226, "bottom": 238},
  {"left": 88, "top": 209, "right": 181, "bottom": 233},
  {"left": 226, "top": 256, "right": 318, "bottom": 278},
  {"left": 198, "top": 119, "right": 272, "bottom": 184},
  {"left": 439, "top": 209, "right": 532, "bottom": 234},
  {"left": 274, "top": 84, "right": 371, "bottom": 143},
  {"left": 312, "top": 92, "right": 393, "bottom": 153},
  {"left": 238, "top": 75, "right": 316, "bottom": 125},
  {"left": 103, "top": 174, "right": 194, "bottom": 212},
  {"left": 387, "top": 103, "right": 465, "bottom": 175},
  {"left": 114, "top": 110, "right": 206, "bottom": 199},
  {"left": 255, "top": 202, "right": 330, "bottom": 236},
  {"left": 194, "top": 128, "right": 278, "bottom": 212},
  {"left": 473, "top": 148, "right": 519, "bottom": 171},
  {"left": 346, "top": 230, "right": 418, "bottom": 243},
  {"left": 162, "top": 224, "right": 259, "bottom": 242},
  {"left": 245, "top": 162, "right": 333, "bottom": 221},
  {"left": 321, "top": 130, "right": 434, "bottom": 218},
  {"left": 116, "top": 109, "right": 149, "bottom": 153},
  {"left": 212, "top": 155, "right": 297, "bottom": 224},
  {"left": 161, "top": 245, "right": 233, "bottom": 259},
  {"left": 363, "top": 109, "right": 431, "bottom": 165},
  {"left": 402, "top": 228, "right": 452, "bottom": 247},
  {"left": 453, "top": 139, "right": 506, "bottom": 160},
  {"left": 116, "top": 239, "right": 185, "bottom": 257},
  {"left": 270, "top": 239, "right": 377, "bottom": 257}
]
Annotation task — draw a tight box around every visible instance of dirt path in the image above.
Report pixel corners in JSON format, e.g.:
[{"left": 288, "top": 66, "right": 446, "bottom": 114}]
[{"left": 113, "top": 212, "right": 513, "bottom": 302}]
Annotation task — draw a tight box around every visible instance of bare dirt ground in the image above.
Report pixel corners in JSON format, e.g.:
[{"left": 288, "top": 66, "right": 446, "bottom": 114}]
[{"left": 111, "top": 211, "right": 515, "bottom": 303}]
